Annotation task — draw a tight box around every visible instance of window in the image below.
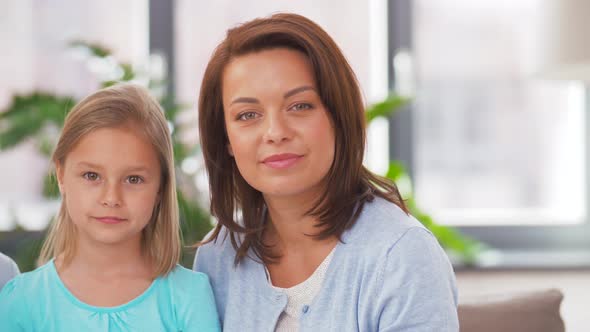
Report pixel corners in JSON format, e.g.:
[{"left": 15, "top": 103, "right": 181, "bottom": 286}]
[{"left": 389, "top": 0, "right": 590, "bottom": 258}]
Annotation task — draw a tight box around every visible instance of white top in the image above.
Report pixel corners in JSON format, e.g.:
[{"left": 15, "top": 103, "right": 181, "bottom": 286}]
[{"left": 266, "top": 248, "right": 335, "bottom": 332}]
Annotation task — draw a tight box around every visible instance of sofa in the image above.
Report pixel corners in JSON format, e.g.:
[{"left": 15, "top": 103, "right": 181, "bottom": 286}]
[{"left": 459, "top": 289, "right": 565, "bottom": 332}]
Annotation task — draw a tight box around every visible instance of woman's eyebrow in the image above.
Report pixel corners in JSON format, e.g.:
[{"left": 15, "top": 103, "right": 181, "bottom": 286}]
[
  {"left": 230, "top": 97, "right": 260, "bottom": 106},
  {"left": 229, "top": 86, "right": 315, "bottom": 106},
  {"left": 283, "top": 86, "right": 315, "bottom": 99}
]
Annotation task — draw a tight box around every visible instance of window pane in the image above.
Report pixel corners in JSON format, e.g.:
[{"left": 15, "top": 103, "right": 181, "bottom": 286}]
[{"left": 413, "top": 0, "right": 586, "bottom": 226}]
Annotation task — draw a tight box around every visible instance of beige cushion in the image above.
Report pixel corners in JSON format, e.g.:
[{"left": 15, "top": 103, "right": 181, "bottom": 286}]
[{"left": 458, "top": 289, "right": 565, "bottom": 332}]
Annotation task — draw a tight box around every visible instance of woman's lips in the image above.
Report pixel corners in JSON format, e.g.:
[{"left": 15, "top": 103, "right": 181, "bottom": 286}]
[
  {"left": 94, "top": 216, "right": 127, "bottom": 224},
  {"left": 262, "top": 153, "right": 303, "bottom": 169}
]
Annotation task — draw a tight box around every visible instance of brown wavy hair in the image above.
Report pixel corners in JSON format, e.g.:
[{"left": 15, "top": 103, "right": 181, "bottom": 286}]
[{"left": 198, "top": 13, "right": 408, "bottom": 264}]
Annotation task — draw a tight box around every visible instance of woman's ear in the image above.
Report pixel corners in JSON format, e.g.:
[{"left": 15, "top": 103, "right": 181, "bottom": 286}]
[{"left": 227, "top": 143, "right": 234, "bottom": 157}]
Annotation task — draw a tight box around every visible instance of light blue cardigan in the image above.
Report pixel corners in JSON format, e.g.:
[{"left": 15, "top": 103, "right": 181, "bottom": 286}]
[{"left": 194, "top": 197, "right": 459, "bottom": 331}]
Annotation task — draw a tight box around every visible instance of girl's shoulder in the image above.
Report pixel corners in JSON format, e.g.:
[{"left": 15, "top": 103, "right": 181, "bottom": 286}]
[
  {"left": 166, "top": 264, "right": 211, "bottom": 285},
  {"left": 161, "top": 265, "right": 219, "bottom": 324},
  {"left": 0, "top": 261, "right": 54, "bottom": 327},
  {"left": 163, "top": 264, "right": 214, "bottom": 297},
  {"left": 1, "top": 260, "right": 54, "bottom": 294}
]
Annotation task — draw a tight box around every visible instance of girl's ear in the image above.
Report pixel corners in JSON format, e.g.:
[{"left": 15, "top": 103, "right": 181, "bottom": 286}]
[
  {"left": 152, "top": 191, "right": 162, "bottom": 217},
  {"left": 55, "top": 161, "right": 65, "bottom": 194},
  {"left": 227, "top": 143, "right": 234, "bottom": 157}
]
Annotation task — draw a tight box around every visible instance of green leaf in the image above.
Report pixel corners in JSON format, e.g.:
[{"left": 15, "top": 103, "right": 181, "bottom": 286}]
[
  {"left": 366, "top": 94, "right": 410, "bottom": 123},
  {"left": 0, "top": 93, "right": 74, "bottom": 150},
  {"left": 42, "top": 173, "right": 60, "bottom": 199},
  {"left": 120, "top": 63, "right": 135, "bottom": 81},
  {"left": 385, "top": 161, "right": 407, "bottom": 182},
  {"left": 177, "top": 189, "right": 213, "bottom": 268},
  {"left": 69, "top": 41, "right": 111, "bottom": 58}
]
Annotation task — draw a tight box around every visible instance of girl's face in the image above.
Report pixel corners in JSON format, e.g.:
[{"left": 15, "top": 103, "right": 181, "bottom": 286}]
[
  {"left": 222, "top": 48, "right": 335, "bottom": 201},
  {"left": 56, "top": 126, "right": 161, "bottom": 248}
]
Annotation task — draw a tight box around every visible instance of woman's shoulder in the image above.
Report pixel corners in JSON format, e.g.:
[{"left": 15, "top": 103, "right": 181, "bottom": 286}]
[
  {"left": 193, "top": 227, "right": 238, "bottom": 271},
  {"left": 342, "top": 198, "right": 454, "bottom": 283},
  {"left": 344, "top": 196, "right": 427, "bottom": 246}
]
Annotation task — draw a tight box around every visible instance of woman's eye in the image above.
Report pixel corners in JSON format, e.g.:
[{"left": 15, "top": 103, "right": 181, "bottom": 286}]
[
  {"left": 127, "top": 175, "right": 144, "bottom": 184},
  {"left": 291, "top": 103, "right": 313, "bottom": 111},
  {"left": 237, "top": 111, "right": 259, "bottom": 121},
  {"left": 83, "top": 172, "right": 99, "bottom": 181}
]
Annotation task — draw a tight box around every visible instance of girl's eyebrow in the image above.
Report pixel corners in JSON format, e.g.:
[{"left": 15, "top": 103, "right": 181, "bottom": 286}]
[
  {"left": 76, "top": 162, "right": 151, "bottom": 173},
  {"left": 124, "top": 166, "right": 152, "bottom": 173},
  {"left": 76, "top": 162, "right": 103, "bottom": 170}
]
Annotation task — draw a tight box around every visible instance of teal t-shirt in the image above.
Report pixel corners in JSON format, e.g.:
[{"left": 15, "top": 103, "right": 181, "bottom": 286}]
[{"left": 0, "top": 260, "right": 220, "bottom": 331}]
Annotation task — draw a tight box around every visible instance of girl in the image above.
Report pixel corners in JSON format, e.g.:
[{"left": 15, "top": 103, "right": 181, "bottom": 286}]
[
  {"left": 0, "top": 84, "right": 220, "bottom": 331},
  {"left": 194, "top": 13, "right": 459, "bottom": 331}
]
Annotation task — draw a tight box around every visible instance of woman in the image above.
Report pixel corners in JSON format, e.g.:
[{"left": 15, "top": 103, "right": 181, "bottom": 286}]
[{"left": 194, "top": 13, "right": 458, "bottom": 331}]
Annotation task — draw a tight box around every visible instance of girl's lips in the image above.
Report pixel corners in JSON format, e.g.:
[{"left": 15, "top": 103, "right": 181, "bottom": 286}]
[
  {"left": 262, "top": 153, "right": 303, "bottom": 169},
  {"left": 94, "top": 217, "right": 127, "bottom": 224}
]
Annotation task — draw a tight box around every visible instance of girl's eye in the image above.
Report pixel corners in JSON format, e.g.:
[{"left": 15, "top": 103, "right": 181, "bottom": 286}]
[
  {"left": 127, "top": 175, "right": 144, "bottom": 184},
  {"left": 237, "top": 111, "right": 259, "bottom": 121},
  {"left": 83, "top": 172, "right": 99, "bottom": 181},
  {"left": 290, "top": 103, "right": 313, "bottom": 111}
]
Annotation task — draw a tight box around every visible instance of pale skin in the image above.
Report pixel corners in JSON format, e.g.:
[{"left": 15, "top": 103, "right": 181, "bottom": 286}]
[
  {"left": 222, "top": 48, "right": 339, "bottom": 288},
  {"left": 55, "top": 125, "right": 161, "bottom": 307}
]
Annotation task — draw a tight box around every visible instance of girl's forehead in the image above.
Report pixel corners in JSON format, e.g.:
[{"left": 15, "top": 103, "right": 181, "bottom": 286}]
[{"left": 64, "top": 126, "right": 161, "bottom": 171}]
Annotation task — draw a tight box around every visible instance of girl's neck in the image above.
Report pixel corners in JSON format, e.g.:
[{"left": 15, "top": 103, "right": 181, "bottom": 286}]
[
  {"left": 58, "top": 236, "right": 151, "bottom": 279},
  {"left": 53, "top": 235, "right": 155, "bottom": 308}
]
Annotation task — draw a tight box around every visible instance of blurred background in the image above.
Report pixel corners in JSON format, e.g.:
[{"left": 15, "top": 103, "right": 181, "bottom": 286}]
[{"left": 0, "top": 0, "right": 588, "bottom": 330}]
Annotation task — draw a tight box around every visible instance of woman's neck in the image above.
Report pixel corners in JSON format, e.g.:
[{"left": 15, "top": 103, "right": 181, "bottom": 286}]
[
  {"left": 263, "top": 191, "right": 335, "bottom": 253},
  {"left": 263, "top": 192, "right": 339, "bottom": 286}
]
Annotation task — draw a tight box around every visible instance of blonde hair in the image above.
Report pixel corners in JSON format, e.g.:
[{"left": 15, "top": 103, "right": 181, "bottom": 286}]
[{"left": 39, "top": 83, "right": 181, "bottom": 276}]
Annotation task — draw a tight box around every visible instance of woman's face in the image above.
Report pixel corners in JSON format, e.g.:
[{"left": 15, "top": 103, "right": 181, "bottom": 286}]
[{"left": 222, "top": 48, "right": 335, "bottom": 201}]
